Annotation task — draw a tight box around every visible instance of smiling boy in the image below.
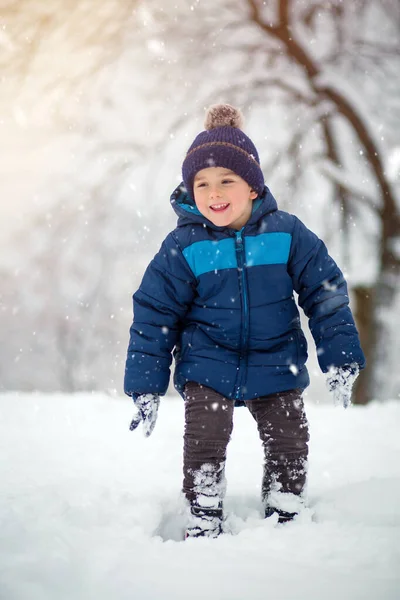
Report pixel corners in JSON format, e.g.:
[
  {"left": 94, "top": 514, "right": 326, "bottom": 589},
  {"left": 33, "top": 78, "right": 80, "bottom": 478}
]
[{"left": 125, "top": 104, "right": 365, "bottom": 538}]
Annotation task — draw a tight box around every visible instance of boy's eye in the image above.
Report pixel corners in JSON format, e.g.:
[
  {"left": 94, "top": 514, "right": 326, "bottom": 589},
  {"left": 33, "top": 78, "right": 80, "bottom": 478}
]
[
  {"left": 222, "top": 179, "right": 234, "bottom": 184},
  {"left": 195, "top": 182, "right": 207, "bottom": 188}
]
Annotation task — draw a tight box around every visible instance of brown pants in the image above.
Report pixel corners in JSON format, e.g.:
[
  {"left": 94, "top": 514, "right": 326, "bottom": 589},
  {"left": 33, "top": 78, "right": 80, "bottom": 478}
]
[{"left": 183, "top": 381, "right": 309, "bottom": 507}]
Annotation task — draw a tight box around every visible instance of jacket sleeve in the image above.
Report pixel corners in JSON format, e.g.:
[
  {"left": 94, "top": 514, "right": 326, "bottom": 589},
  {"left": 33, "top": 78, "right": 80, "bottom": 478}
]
[
  {"left": 124, "top": 232, "right": 196, "bottom": 397},
  {"left": 288, "top": 216, "right": 366, "bottom": 373}
]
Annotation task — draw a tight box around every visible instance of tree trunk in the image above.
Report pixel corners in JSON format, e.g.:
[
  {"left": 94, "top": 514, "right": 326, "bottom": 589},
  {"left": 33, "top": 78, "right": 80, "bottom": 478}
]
[
  {"left": 353, "top": 286, "right": 373, "bottom": 405},
  {"left": 248, "top": 0, "right": 400, "bottom": 403}
]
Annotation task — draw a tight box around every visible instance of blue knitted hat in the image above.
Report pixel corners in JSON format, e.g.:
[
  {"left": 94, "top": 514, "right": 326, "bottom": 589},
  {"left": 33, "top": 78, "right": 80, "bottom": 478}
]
[{"left": 182, "top": 104, "right": 264, "bottom": 201}]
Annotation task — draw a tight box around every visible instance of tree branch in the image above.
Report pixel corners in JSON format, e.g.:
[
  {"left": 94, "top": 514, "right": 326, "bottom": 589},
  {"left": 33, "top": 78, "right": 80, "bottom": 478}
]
[{"left": 247, "top": 0, "right": 399, "bottom": 268}]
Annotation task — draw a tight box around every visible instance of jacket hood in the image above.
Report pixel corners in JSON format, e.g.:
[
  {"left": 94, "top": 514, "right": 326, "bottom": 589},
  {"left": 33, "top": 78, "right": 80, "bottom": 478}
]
[{"left": 170, "top": 183, "right": 278, "bottom": 230}]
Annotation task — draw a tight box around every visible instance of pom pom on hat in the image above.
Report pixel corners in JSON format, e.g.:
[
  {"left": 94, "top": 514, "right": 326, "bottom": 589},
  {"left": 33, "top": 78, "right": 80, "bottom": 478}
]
[{"left": 204, "top": 104, "right": 244, "bottom": 131}]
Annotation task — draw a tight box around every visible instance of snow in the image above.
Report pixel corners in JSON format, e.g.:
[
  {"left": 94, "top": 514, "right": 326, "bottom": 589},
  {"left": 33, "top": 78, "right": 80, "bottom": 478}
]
[{"left": 1, "top": 392, "right": 399, "bottom": 600}]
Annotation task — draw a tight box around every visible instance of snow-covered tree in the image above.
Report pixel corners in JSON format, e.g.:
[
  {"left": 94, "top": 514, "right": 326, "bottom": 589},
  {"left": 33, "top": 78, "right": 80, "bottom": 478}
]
[{"left": 1, "top": 0, "right": 398, "bottom": 402}]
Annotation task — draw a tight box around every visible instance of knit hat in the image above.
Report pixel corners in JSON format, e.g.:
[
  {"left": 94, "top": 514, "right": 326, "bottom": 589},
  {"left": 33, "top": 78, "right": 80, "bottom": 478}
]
[{"left": 182, "top": 104, "right": 264, "bottom": 201}]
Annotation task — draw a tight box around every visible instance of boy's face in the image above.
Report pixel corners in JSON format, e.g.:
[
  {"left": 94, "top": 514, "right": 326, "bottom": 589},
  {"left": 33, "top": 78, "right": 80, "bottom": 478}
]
[{"left": 193, "top": 167, "right": 258, "bottom": 230}]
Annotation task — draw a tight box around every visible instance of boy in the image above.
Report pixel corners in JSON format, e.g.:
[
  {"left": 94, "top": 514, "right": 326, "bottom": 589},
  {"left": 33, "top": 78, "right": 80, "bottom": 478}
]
[{"left": 125, "top": 104, "right": 365, "bottom": 538}]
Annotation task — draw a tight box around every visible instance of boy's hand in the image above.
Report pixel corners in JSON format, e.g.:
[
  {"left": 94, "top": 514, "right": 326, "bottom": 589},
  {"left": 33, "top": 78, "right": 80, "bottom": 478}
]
[
  {"left": 129, "top": 393, "right": 160, "bottom": 437},
  {"left": 326, "top": 364, "right": 359, "bottom": 408}
]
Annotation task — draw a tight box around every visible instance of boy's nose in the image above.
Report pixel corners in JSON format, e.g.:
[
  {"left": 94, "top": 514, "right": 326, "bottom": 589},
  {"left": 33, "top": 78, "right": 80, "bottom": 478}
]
[{"left": 209, "top": 187, "right": 222, "bottom": 199}]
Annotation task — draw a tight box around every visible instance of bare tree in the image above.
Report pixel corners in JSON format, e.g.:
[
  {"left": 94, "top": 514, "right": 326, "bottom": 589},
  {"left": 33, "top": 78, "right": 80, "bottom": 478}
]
[
  {"left": 144, "top": 0, "right": 400, "bottom": 403},
  {"left": 246, "top": 0, "right": 400, "bottom": 403},
  {"left": 1, "top": 0, "right": 399, "bottom": 400}
]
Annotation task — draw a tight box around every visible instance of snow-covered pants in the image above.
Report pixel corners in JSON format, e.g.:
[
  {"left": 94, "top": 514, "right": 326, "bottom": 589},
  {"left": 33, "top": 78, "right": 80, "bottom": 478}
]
[{"left": 183, "top": 382, "right": 309, "bottom": 508}]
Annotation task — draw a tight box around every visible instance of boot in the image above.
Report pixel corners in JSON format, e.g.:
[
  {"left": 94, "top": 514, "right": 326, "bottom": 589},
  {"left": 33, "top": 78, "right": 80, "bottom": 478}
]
[{"left": 185, "top": 503, "right": 223, "bottom": 539}]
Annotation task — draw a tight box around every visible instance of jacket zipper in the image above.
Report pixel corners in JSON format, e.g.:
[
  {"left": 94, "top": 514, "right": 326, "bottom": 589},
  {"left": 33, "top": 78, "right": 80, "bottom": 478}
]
[{"left": 234, "top": 229, "right": 249, "bottom": 400}]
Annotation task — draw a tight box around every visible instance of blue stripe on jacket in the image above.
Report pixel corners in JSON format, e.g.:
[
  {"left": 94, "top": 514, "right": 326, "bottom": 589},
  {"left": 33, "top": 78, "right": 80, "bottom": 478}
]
[
  {"left": 245, "top": 232, "right": 291, "bottom": 267},
  {"left": 183, "top": 232, "right": 292, "bottom": 277}
]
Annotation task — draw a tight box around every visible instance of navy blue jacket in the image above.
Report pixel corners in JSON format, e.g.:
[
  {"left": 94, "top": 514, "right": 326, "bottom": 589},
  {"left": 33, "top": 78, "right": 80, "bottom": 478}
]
[{"left": 124, "top": 185, "right": 365, "bottom": 403}]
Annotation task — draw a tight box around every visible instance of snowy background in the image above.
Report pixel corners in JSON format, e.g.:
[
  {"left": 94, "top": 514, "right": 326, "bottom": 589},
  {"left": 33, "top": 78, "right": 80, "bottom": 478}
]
[
  {"left": 1, "top": 392, "right": 399, "bottom": 600},
  {"left": 1, "top": 0, "right": 399, "bottom": 400},
  {"left": 1, "top": 2, "right": 400, "bottom": 598}
]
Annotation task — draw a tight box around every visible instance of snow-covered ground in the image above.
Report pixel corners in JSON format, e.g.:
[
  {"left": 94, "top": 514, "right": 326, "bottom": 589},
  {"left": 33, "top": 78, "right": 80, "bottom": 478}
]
[{"left": 1, "top": 392, "right": 399, "bottom": 600}]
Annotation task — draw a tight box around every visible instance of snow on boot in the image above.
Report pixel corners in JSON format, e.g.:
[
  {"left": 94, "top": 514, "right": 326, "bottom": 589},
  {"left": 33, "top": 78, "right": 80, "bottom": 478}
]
[
  {"left": 264, "top": 506, "right": 297, "bottom": 524},
  {"left": 185, "top": 503, "right": 223, "bottom": 539},
  {"left": 185, "top": 462, "right": 225, "bottom": 539}
]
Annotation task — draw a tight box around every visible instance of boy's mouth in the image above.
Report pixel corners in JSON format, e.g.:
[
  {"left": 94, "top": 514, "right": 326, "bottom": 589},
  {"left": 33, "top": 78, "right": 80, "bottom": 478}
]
[{"left": 210, "top": 203, "right": 229, "bottom": 212}]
